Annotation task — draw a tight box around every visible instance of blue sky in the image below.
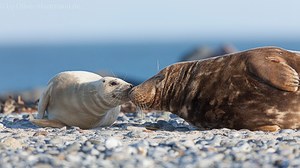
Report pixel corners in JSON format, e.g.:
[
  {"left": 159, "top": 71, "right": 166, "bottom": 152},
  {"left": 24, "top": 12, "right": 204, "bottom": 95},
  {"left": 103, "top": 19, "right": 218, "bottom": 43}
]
[
  {"left": 0, "top": 0, "right": 299, "bottom": 44},
  {"left": 0, "top": 0, "right": 300, "bottom": 92}
]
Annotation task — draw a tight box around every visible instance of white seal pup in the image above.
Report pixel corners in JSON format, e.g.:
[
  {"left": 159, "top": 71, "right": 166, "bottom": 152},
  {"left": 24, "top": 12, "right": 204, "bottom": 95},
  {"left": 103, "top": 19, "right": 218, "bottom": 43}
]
[{"left": 31, "top": 71, "right": 133, "bottom": 129}]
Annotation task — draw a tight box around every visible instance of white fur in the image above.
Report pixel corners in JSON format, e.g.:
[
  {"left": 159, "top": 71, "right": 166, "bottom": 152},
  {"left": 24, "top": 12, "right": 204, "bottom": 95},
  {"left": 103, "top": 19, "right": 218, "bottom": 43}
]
[{"left": 36, "top": 71, "right": 131, "bottom": 129}]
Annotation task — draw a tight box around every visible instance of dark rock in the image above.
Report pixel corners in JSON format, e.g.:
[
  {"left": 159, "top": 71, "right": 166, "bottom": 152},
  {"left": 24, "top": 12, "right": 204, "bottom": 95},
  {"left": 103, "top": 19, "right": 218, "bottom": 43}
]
[{"left": 180, "top": 44, "right": 237, "bottom": 61}]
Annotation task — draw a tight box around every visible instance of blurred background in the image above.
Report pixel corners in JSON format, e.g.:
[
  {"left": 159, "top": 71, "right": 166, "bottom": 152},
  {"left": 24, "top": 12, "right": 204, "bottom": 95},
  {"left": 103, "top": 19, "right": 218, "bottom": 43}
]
[{"left": 0, "top": 0, "right": 300, "bottom": 102}]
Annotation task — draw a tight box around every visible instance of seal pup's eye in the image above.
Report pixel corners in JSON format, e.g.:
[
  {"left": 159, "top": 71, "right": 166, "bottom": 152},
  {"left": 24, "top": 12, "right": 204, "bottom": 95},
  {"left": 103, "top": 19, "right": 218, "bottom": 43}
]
[
  {"left": 102, "top": 80, "right": 105, "bottom": 83},
  {"left": 109, "top": 81, "right": 118, "bottom": 86}
]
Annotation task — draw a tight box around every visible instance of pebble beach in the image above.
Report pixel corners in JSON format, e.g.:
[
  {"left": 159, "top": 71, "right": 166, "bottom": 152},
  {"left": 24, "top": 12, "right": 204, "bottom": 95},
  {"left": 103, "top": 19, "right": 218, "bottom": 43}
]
[{"left": 1, "top": 112, "right": 300, "bottom": 168}]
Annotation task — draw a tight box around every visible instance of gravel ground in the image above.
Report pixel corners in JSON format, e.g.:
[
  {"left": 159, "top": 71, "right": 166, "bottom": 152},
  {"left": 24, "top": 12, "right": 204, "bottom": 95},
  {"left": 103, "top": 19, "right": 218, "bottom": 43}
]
[{"left": 0, "top": 112, "right": 300, "bottom": 168}]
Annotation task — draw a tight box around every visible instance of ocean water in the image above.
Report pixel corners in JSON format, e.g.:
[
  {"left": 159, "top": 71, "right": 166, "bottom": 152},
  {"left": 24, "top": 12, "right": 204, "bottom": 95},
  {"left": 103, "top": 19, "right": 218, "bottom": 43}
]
[{"left": 0, "top": 40, "right": 299, "bottom": 93}]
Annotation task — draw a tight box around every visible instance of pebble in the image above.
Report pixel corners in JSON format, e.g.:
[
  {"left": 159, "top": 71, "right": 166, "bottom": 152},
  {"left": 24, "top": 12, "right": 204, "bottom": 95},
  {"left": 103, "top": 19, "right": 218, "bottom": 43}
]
[
  {"left": 233, "top": 140, "right": 252, "bottom": 152},
  {"left": 0, "top": 123, "right": 4, "bottom": 129},
  {"left": 66, "top": 142, "right": 81, "bottom": 153},
  {"left": 132, "top": 140, "right": 149, "bottom": 156},
  {"left": 182, "top": 140, "right": 195, "bottom": 149},
  {"left": 125, "top": 130, "right": 143, "bottom": 138},
  {"left": 105, "top": 137, "right": 122, "bottom": 149},
  {"left": 66, "top": 154, "right": 82, "bottom": 164},
  {"left": 0, "top": 112, "right": 300, "bottom": 167},
  {"left": 87, "top": 138, "right": 102, "bottom": 145},
  {"left": 1, "top": 137, "right": 23, "bottom": 149},
  {"left": 208, "top": 135, "right": 223, "bottom": 146},
  {"left": 90, "top": 148, "right": 100, "bottom": 156}
]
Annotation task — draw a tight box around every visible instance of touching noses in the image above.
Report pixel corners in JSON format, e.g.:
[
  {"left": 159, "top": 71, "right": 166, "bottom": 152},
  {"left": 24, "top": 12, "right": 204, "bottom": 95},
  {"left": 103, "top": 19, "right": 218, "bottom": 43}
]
[{"left": 128, "top": 84, "right": 135, "bottom": 95}]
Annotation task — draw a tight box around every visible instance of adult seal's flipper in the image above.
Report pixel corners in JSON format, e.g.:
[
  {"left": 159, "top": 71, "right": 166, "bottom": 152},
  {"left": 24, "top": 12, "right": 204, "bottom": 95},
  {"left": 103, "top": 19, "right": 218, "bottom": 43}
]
[
  {"left": 247, "top": 54, "right": 300, "bottom": 92},
  {"left": 252, "top": 125, "right": 281, "bottom": 132}
]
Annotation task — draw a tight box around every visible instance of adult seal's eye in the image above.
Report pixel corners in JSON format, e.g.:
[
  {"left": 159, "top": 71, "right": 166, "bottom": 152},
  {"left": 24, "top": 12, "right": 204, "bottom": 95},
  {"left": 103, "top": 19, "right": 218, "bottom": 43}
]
[{"left": 155, "top": 74, "right": 165, "bottom": 82}]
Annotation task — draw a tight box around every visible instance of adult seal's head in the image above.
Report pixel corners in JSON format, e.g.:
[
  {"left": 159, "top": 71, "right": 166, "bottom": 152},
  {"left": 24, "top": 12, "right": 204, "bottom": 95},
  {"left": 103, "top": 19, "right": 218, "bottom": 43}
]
[
  {"left": 129, "top": 62, "right": 195, "bottom": 115},
  {"left": 130, "top": 47, "right": 300, "bottom": 131},
  {"left": 129, "top": 70, "right": 167, "bottom": 110}
]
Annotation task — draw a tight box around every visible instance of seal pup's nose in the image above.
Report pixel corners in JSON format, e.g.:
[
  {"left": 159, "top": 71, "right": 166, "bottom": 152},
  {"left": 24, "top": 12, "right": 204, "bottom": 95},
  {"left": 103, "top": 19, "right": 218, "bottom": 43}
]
[
  {"left": 126, "top": 84, "right": 134, "bottom": 94},
  {"left": 128, "top": 86, "right": 135, "bottom": 95}
]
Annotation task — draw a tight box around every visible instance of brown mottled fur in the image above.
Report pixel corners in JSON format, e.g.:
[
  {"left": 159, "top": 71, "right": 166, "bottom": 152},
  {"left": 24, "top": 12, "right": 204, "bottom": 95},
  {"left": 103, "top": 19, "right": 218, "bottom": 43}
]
[{"left": 129, "top": 47, "right": 300, "bottom": 131}]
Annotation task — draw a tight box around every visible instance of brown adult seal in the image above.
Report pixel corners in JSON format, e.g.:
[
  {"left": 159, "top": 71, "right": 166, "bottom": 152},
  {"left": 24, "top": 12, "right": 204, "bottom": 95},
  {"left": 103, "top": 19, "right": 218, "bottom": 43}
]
[{"left": 129, "top": 47, "right": 300, "bottom": 131}]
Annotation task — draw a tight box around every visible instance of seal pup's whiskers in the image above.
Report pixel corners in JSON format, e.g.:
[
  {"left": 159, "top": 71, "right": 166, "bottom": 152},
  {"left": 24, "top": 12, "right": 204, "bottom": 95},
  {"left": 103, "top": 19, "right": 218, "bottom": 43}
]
[
  {"left": 123, "top": 72, "right": 128, "bottom": 81},
  {"left": 110, "top": 70, "right": 117, "bottom": 78}
]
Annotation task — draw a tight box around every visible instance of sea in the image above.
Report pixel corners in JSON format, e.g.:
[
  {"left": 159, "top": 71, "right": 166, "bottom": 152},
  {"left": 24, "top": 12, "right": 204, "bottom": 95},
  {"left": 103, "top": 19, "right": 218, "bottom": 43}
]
[{"left": 0, "top": 40, "right": 299, "bottom": 93}]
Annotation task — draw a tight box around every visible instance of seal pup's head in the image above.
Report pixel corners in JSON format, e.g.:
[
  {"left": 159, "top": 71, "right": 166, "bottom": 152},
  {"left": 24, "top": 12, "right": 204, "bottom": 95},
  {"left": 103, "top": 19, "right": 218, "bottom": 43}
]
[{"left": 99, "top": 77, "right": 133, "bottom": 105}]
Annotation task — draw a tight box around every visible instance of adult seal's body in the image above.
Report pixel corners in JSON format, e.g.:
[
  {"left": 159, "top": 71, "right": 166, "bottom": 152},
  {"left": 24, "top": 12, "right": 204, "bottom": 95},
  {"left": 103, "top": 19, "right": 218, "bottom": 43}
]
[
  {"left": 31, "top": 71, "right": 133, "bottom": 129},
  {"left": 130, "top": 47, "right": 300, "bottom": 131}
]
